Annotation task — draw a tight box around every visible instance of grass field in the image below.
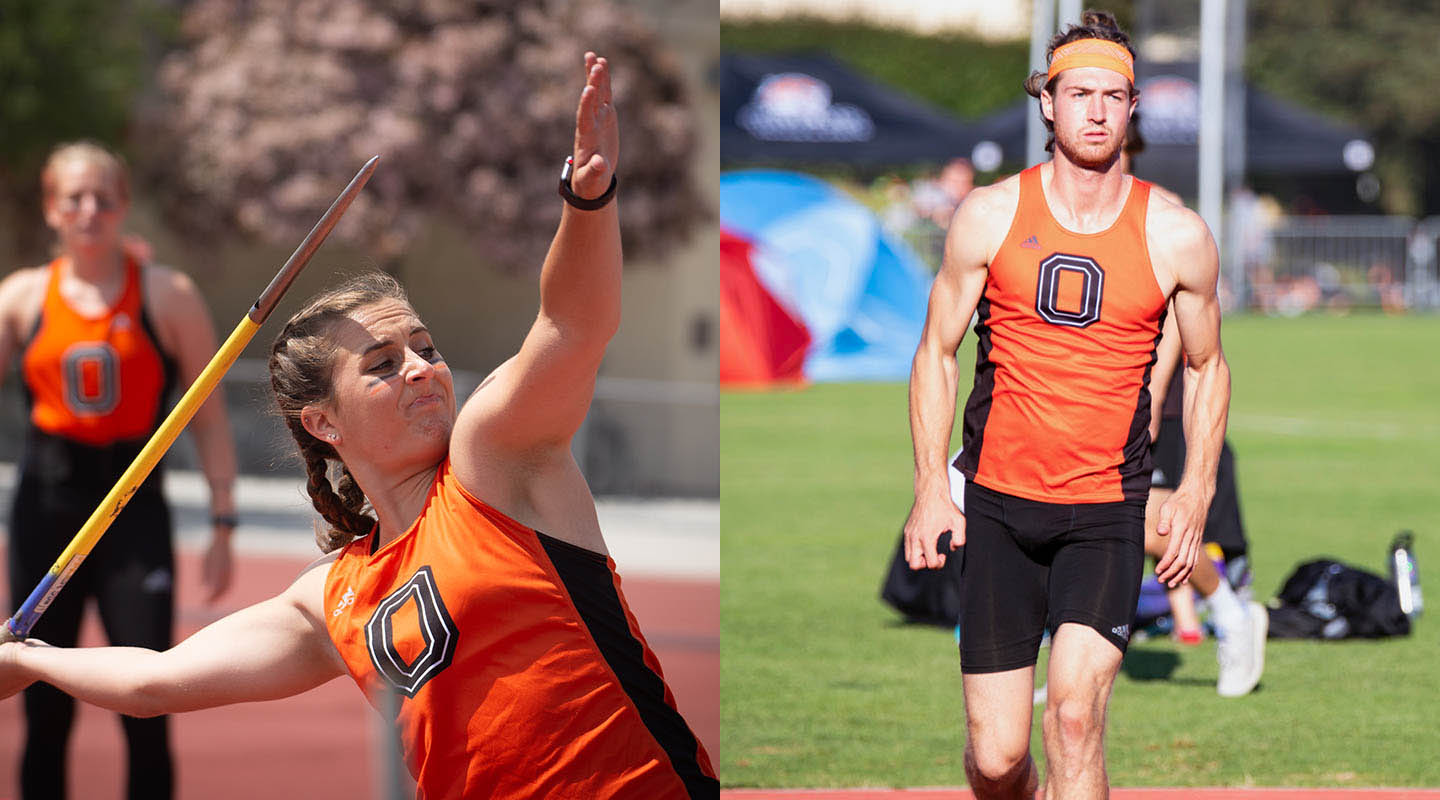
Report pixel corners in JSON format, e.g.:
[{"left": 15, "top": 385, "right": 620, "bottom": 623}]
[{"left": 720, "top": 312, "right": 1440, "bottom": 787}]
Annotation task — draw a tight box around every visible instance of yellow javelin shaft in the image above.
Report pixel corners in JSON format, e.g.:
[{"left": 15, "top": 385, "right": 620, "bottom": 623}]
[{"left": 46, "top": 315, "right": 259, "bottom": 572}]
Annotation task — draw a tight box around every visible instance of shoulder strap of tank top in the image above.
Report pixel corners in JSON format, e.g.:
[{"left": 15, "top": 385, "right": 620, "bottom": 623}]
[
  {"left": 1018, "top": 164, "right": 1043, "bottom": 204},
  {"left": 1123, "top": 175, "right": 1152, "bottom": 221},
  {"left": 133, "top": 257, "right": 180, "bottom": 390}
]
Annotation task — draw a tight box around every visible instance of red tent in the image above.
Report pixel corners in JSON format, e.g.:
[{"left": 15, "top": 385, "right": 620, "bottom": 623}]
[{"left": 720, "top": 229, "right": 811, "bottom": 387}]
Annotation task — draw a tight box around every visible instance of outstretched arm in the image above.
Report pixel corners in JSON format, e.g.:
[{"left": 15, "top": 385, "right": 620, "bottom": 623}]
[
  {"left": 452, "top": 52, "right": 620, "bottom": 469},
  {"left": 1150, "top": 210, "right": 1231, "bottom": 588},
  {"left": 0, "top": 560, "right": 344, "bottom": 715},
  {"left": 902, "top": 186, "right": 1003, "bottom": 570}
]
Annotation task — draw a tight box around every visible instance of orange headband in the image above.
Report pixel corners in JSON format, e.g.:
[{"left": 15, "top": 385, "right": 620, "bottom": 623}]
[{"left": 1046, "top": 39, "right": 1134, "bottom": 84}]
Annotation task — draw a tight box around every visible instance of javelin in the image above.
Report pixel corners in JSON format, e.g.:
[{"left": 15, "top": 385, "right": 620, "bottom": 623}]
[{"left": 0, "top": 156, "right": 380, "bottom": 644}]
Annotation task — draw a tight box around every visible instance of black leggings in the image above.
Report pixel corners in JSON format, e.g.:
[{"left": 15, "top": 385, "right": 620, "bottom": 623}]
[{"left": 8, "top": 469, "right": 174, "bottom": 800}]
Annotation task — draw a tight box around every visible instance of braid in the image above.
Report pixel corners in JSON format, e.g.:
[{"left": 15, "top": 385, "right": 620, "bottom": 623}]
[{"left": 298, "top": 430, "right": 374, "bottom": 553}]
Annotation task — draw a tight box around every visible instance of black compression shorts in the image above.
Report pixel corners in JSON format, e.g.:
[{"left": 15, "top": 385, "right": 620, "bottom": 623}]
[{"left": 957, "top": 482, "right": 1145, "bottom": 673}]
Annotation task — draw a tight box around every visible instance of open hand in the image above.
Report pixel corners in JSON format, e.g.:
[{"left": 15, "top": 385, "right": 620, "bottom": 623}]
[{"left": 570, "top": 52, "right": 619, "bottom": 200}]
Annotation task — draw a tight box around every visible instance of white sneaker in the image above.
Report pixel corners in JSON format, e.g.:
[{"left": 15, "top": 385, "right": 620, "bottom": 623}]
[{"left": 1216, "top": 601, "right": 1268, "bottom": 697}]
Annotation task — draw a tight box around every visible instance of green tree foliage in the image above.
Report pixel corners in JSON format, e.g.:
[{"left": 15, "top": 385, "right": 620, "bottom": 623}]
[
  {"left": 0, "top": 0, "right": 167, "bottom": 260},
  {"left": 1247, "top": 1, "right": 1440, "bottom": 215},
  {"left": 722, "top": 18, "right": 1029, "bottom": 120}
]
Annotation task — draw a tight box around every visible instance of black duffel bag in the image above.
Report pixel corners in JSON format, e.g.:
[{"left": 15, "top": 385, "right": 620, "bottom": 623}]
[{"left": 1268, "top": 558, "right": 1410, "bottom": 639}]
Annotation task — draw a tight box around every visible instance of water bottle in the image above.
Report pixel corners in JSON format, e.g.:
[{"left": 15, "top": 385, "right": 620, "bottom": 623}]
[{"left": 1389, "top": 531, "right": 1423, "bottom": 619}]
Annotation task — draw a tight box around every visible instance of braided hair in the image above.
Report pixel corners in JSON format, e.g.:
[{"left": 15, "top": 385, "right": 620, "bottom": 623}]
[{"left": 269, "top": 272, "right": 410, "bottom": 552}]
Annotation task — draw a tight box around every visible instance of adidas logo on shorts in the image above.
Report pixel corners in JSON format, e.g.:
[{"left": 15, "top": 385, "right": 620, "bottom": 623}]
[{"left": 1112, "top": 624, "right": 1130, "bottom": 641}]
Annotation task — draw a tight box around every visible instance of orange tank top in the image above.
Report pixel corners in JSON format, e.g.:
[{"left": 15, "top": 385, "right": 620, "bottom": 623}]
[
  {"left": 323, "top": 459, "right": 716, "bottom": 799},
  {"left": 958, "top": 165, "right": 1167, "bottom": 503},
  {"left": 21, "top": 257, "right": 172, "bottom": 446}
]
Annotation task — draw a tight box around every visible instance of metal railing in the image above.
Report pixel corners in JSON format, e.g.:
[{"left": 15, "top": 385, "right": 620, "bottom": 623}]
[{"left": 1247, "top": 215, "right": 1431, "bottom": 314}]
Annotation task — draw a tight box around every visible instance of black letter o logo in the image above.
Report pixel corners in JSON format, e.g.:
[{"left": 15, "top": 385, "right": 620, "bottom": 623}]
[
  {"left": 1035, "top": 254, "right": 1105, "bottom": 328},
  {"left": 364, "top": 566, "right": 459, "bottom": 698}
]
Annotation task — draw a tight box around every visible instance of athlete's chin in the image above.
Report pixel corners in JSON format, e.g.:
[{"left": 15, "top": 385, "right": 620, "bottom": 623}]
[{"left": 1059, "top": 140, "right": 1120, "bottom": 170}]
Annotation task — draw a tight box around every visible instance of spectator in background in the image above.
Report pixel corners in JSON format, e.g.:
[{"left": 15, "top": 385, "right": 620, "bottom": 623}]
[
  {"left": 0, "top": 141, "right": 239, "bottom": 799},
  {"left": 912, "top": 157, "right": 975, "bottom": 229}
]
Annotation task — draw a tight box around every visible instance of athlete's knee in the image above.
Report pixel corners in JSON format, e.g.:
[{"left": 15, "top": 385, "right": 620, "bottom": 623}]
[
  {"left": 1043, "top": 695, "right": 1104, "bottom": 749},
  {"left": 964, "top": 735, "right": 1032, "bottom": 785}
]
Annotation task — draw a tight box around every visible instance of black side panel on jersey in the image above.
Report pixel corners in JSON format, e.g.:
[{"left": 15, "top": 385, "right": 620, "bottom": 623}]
[
  {"left": 1117, "top": 306, "right": 1167, "bottom": 501},
  {"left": 537, "top": 532, "right": 719, "bottom": 799},
  {"left": 959, "top": 293, "right": 996, "bottom": 478}
]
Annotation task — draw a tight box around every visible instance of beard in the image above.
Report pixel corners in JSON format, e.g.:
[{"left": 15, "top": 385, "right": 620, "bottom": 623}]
[{"left": 1054, "top": 125, "right": 1123, "bottom": 171}]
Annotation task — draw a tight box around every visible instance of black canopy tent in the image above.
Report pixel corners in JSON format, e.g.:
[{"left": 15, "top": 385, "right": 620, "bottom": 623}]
[
  {"left": 721, "top": 52, "right": 983, "bottom": 166},
  {"left": 722, "top": 53, "right": 1373, "bottom": 200}
]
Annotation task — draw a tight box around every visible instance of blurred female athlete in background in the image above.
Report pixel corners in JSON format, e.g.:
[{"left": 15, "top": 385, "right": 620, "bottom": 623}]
[{"left": 0, "top": 141, "right": 239, "bottom": 798}]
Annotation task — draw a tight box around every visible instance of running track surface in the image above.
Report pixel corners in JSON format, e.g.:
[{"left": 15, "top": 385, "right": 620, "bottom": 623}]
[
  {"left": 723, "top": 791, "right": 1440, "bottom": 799},
  {"left": 0, "top": 546, "right": 718, "bottom": 800}
]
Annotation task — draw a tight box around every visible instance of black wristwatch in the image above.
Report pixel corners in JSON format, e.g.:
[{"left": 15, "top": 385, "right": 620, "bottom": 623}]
[{"left": 558, "top": 156, "right": 617, "bottom": 210}]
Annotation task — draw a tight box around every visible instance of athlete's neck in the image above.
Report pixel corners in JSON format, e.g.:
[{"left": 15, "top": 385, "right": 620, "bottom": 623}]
[
  {"left": 349, "top": 459, "right": 442, "bottom": 549},
  {"left": 63, "top": 248, "right": 126, "bottom": 284},
  {"left": 1041, "top": 158, "right": 1131, "bottom": 235}
]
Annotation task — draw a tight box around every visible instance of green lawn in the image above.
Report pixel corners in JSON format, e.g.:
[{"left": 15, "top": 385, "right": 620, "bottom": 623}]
[{"left": 720, "top": 312, "right": 1440, "bottom": 787}]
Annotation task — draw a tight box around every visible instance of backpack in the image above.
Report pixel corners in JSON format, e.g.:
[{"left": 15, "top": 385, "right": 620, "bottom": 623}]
[{"left": 1268, "top": 559, "right": 1411, "bottom": 639}]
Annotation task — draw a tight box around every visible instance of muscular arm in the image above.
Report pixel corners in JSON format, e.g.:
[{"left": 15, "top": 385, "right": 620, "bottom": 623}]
[
  {"left": 449, "top": 54, "right": 619, "bottom": 548},
  {"left": 451, "top": 53, "right": 618, "bottom": 493},
  {"left": 1148, "top": 206, "right": 1231, "bottom": 587},
  {"left": 0, "top": 559, "right": 345, "bottom": 716},
  {"left": 903, "top": 184, "right": 1007, "bottom": 569}
]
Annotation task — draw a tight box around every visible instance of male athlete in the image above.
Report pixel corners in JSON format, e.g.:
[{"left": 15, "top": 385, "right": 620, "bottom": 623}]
[{"left": 904, "top": 11, "right": 1230, "bottom": 799}]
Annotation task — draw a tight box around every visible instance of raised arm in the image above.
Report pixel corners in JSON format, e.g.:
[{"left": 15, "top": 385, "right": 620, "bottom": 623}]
[
  {"left": 1149, "top": 207, "right": 1231, "bottom": 587},
  {"left": 148, "top": 266, "right": 240, "bottom": 602},
  {"left": 0, "top": 559, "right": 344, "bottom": 715},
  {"left": 902, "top": 183, "right": 1008, "bottom": 570},
  {"left": 451, "top": 52, "right": 619, "bottom": 468}
]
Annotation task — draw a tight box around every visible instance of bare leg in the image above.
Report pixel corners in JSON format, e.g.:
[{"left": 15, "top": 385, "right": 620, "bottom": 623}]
[
  {"left": 962, "top": 666, "right": 1041, "bottom": 800},
  {"left": 1166, "top": 583, "right": 1202, "bottom": 640},
  {"left": 1042, "top": 623, "right": 1124, "bottom": 800}
]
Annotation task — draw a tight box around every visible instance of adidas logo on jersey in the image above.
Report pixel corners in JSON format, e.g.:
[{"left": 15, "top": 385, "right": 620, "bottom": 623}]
[
  {"left": 333, "top": 586, "right": 356, "bottom": 617},
  {"left": 1112, "top": 624, "right": 1130, "bottom": 641},
  {"left": 1020, "top": 235, "right": 1040, "bottom": 249}
]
